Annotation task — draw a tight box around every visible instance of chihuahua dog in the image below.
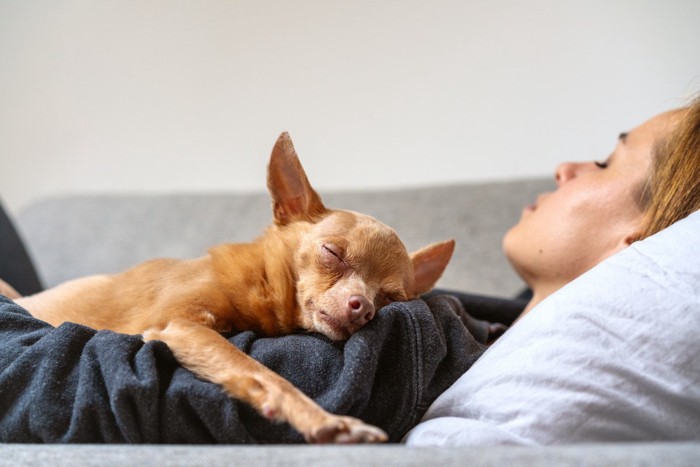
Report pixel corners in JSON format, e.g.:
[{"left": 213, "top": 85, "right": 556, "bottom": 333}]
[{"left": 12, "top": 133, "right": 455, "bottom": 443}]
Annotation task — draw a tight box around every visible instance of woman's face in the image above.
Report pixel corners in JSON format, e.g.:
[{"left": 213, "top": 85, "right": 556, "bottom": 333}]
[{"left": 503, "top": 109, "right": 681, "bottom": 295}]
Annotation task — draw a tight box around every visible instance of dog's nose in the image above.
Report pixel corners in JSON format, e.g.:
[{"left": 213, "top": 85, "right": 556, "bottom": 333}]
[{"left": 347, "top": 295, "right": 375, "bottom": 324}]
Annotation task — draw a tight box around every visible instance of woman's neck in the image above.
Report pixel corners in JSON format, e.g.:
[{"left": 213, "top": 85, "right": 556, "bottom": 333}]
[{"left": 514, "top": 283, "right": 560, "bottom": 323}]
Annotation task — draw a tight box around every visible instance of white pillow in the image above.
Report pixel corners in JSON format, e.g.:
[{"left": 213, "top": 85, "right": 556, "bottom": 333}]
[{"left": 404, "top": 210, "right": 700, "bottom": 446}]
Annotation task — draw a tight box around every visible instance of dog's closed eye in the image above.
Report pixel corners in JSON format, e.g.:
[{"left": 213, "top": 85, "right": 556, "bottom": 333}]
[{"left": 322, "top": 243, "right": 344, "bottom": 263}]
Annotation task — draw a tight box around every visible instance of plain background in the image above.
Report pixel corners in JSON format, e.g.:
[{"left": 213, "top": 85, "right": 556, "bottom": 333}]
[{"left": 1, "top": 0, "right": 699, "bottom": 215}]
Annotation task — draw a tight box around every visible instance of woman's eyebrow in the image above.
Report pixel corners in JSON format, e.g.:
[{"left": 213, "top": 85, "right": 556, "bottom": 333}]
[{"left": 619, "top": 132, "right": 629, "bottom": 143}]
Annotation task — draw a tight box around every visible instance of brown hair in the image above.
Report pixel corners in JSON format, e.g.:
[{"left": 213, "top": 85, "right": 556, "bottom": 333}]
[{"left": 637, "top": 96, "right": 700, "bottom": 240}]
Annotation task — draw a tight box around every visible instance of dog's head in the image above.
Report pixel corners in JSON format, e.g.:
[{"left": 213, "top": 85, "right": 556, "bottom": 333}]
[{"left": 267, "top": 132, "right": 454, "bottom": 340}]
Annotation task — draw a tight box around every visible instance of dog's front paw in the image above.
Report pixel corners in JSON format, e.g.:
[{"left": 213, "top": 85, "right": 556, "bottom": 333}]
[{"left": 306, "top": 415, "right": 387, "bottom": 444}]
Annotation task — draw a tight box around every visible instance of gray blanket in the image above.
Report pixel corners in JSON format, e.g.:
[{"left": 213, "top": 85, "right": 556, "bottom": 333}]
[{"left": 0, "top": 294, "right": 484, "bottom": 443}]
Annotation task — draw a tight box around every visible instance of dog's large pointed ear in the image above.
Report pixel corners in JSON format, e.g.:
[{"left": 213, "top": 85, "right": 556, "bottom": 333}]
[
  {"left": 267, "top": 132, "right": 327, "bottom": 225},
  {"left": 408, "top": 239, "right": 455, "bottom": 297}
]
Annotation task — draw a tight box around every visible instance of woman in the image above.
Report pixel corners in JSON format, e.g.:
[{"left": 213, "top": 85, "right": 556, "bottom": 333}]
[
  {"left": 434, "top": 98, "right": 700, "bottom": 333},
  {"left": 405, "top": 97, "right": 700, "bottom": 446},
  {"left": 500, "top": 99, "right": 700, "bottom": 320}
]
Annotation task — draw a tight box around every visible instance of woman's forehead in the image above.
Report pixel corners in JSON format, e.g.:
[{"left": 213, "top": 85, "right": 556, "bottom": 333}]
[{"left": 629, "top": 108, "right": 685, "bottom": 141}]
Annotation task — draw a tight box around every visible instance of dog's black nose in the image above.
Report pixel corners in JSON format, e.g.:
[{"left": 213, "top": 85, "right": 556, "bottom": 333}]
[{"left": 347, "top": 295, "right": 375, "bottom": 324}]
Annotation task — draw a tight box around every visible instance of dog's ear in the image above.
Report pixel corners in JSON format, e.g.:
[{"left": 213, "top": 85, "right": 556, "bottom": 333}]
[
  {"left": 267, "top": 132, "right": 327, "bottom": 225},
  {"left": 408, "top": 239, "right": 455, "bottom": 296}
]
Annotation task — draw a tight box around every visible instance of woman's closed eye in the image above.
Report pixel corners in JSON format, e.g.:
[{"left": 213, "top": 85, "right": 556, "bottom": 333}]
[{"left": 595, "top": 133, "right": 625, "bottom": 169}]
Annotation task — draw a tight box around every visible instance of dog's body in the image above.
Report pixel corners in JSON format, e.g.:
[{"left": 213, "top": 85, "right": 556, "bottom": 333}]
[{"left": 11, "top": 133, "right": 455, "bottom": 443}]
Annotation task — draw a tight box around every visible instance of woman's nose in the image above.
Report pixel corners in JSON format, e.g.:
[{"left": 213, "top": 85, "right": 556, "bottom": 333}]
[{"left": 555, "top": 162, "right": 595, "bottom": 185}]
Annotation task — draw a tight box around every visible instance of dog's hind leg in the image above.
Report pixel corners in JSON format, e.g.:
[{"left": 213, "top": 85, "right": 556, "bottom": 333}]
[{"left": 143, "top": 318, "right": 387, "bottom": 444}]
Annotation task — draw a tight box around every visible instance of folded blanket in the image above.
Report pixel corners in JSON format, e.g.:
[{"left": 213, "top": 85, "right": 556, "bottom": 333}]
[{"left": 0, "top": 294, "right": 484, "bottom": 443}]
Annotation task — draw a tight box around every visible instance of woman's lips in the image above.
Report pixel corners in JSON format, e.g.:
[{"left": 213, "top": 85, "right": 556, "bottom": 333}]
[{"left": 523, "top": 202, "right": 537, "bottom": 214}]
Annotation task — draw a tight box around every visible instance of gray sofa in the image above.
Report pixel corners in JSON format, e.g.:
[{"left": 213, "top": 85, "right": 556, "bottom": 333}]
[{"left": 6, "top": 178, "right": 700, "bottom": 466}]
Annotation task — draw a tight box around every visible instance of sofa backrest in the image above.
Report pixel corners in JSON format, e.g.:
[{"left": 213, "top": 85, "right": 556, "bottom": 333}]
[{"left": 15, "top": 178, "right": 551, "bottom": 297}]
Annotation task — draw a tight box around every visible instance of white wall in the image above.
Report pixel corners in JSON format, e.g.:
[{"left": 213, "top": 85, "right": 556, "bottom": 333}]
[{"left": 1, "top": 0, "right": 699, "bottom": 215}]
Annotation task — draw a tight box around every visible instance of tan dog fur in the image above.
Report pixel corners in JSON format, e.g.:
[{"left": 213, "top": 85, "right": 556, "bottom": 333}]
[{"left": 12, "top": 133, "right": 455, "bottom": 443}]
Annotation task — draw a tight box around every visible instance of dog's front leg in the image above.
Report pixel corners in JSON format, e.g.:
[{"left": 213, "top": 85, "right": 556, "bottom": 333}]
[{"left": 143, "top": 318, "right": 387, "bottom": 444}]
